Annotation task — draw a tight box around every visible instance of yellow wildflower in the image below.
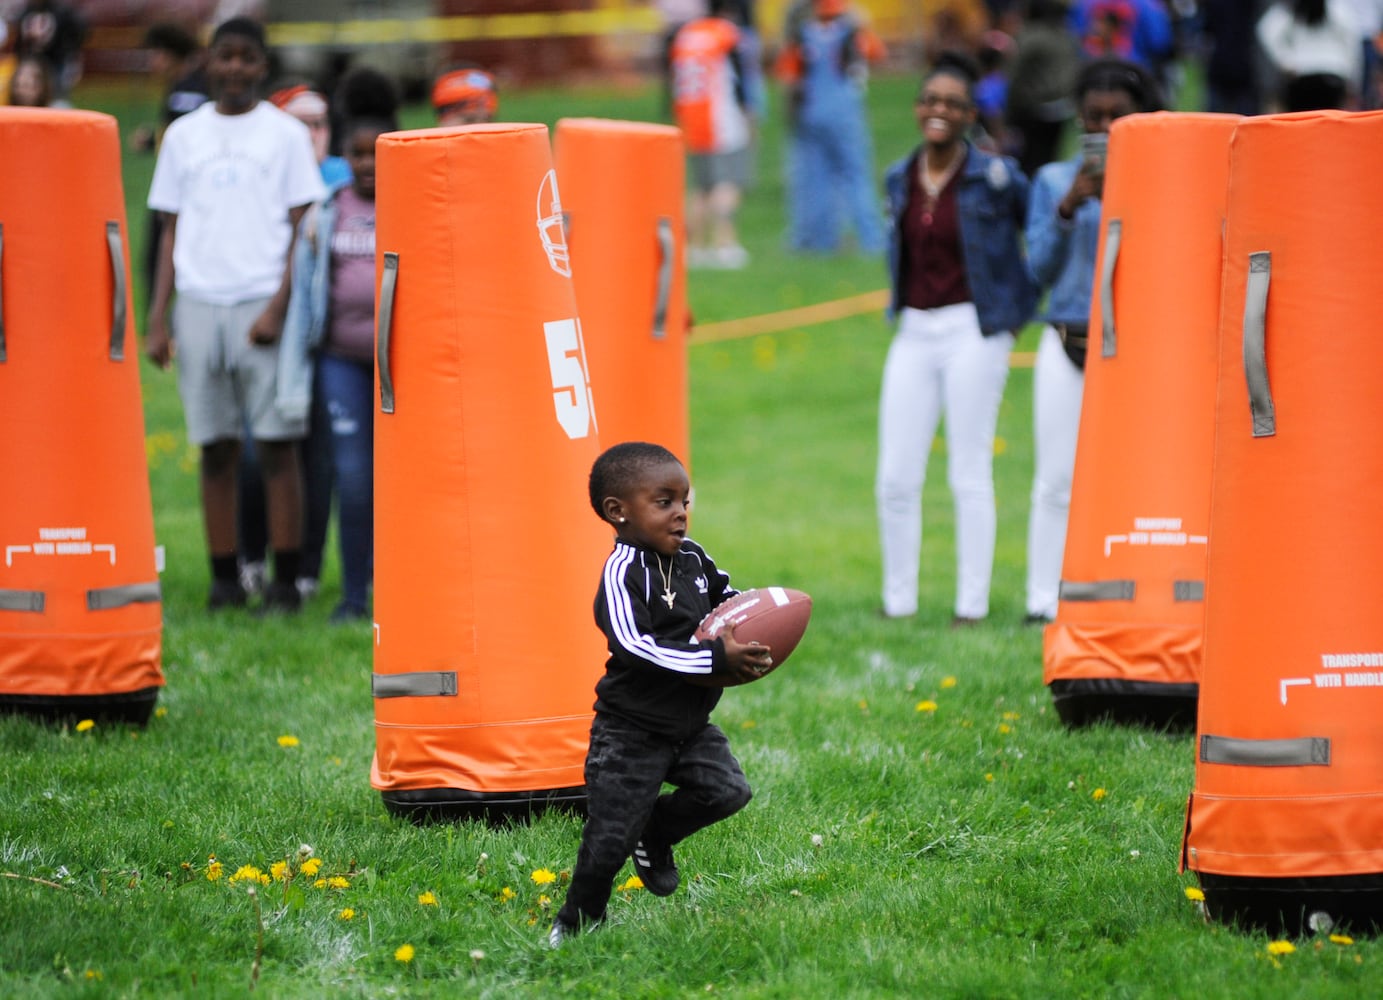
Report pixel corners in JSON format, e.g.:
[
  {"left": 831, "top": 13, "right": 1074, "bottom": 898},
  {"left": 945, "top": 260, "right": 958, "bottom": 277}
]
[
  {"left": 498, "top": 886, "right": 516, "bottom": 902},
  {"left": 327, "top": 876, "right": 350, "bottom": 889},
  {"left": 270, "top": 861, "right": 289, "bottom": 882},
  {"left": 154, "top": 706, "right": 168, "bottom": 719},
  {"left": 1092, "top": 788, "right": 1107, "bottom": 801},
  {"left": 915, "top": 700, "right": 938, "bottom": 713},
  {"left": 940, "top": 676, "right": 957, "bottom": 689},
  {"left": 75, "top": 719, "right": 96, "bottom": 732},
  {"left": 394, "top": 944, "right": 415, "bottom": 963},
  {"left": 1266, "top": 941, "right": 1295, "bottom": 956},
  {"left": 1185, "top": 887, "right": 1205, "bottom": 902},
  {"left": 998, "top": 723, "right": 1012, "bottom": 735},
  {"left": 229, "top": 865, "right": 270, "bottom": 886},
  {"left": 619, "top": 875, "right": 645, "bottom": 891},
  {"left": 300, "top": 857, "right": 322, "bottom": 876},
  {"left": 277, "top": 735, "right": 300, "bottom": 747},
  {"left": 418, "top": 891, "right": 438, "bottom": 906},
  {"left": 206, "top": 861, "right": 224, "bottom": 882},
  {"left": 84, "top": 970, "right": 102, "bottom": 981},
  {"left": 1002, "top": 711, "right": 1020, "bottom": 721},
  {"left": 339, "top": 908, "right": 355, "bottom": 921},
  {"left": 984, "top": 773, "right": 994, "bottom": 782},
  {"left": 313, "top": 879, "right": 327, "bottom": 889},
  {"left": 1330, "top": 934, "right": 1354, "bottom": 946},
  {"left": 538, "top": 894, "right": 551, "bottom": 908},
  {"left": 530, "top": 868, "right": 557, "bottom": 886}
]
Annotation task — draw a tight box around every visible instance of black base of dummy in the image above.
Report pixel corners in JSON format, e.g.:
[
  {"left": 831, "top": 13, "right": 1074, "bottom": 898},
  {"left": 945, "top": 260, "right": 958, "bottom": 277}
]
[
  {"left": 382, "top": 785, "right": 588, "bottom": 825},
  {"left": 1049, "top": 679, "right": 1197, "bottom": 730},
  {"left": 0, "top": 686, "right": 159, "bottom": 727},
  {"left": 1199, "top": 872, "right": 1383, "bottom": 937}
]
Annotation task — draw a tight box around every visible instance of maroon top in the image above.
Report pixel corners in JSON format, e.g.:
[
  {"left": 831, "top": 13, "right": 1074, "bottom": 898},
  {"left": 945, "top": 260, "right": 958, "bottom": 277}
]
[{"left": 901, "top": 155, "right": 970, "bottom": 311}]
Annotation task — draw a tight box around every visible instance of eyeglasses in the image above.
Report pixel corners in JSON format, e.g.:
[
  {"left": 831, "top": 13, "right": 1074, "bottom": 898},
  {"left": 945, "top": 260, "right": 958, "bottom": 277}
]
[{"left": 918, "top": 93, "right": 972, "bottom": 112}]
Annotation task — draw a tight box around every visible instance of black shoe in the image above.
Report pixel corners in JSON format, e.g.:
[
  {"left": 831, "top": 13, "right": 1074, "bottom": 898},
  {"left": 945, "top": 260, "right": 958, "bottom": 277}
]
[
  {"left": 257, "top": 580, "right": 302, "bottom": 615},
  {"left": 208, "top": 578, "right": 248, "bottom": 611},
  {"left": 1023, "top": 613, "right": 1053, "bottom": 627},
  {"left": 329, "top": 602, "right": 369, "bottom": 625},
  {"left": 633, "top": 838, "right": 680, "bottom": 897},
  {"left": 548, "top": 918, "right": 578, "bottom": 948}
]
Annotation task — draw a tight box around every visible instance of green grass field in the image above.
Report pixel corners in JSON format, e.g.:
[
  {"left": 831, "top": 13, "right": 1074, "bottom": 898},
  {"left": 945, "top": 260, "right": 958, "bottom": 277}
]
[{"left": 0, "top": 73, "right": 1372, "bottom": 997}]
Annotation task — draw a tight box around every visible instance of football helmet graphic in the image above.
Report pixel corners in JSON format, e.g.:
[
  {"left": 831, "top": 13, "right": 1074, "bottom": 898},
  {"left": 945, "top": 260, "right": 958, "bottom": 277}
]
[{"left": 536, "top": 169, "right": 570, "bottom": 277}]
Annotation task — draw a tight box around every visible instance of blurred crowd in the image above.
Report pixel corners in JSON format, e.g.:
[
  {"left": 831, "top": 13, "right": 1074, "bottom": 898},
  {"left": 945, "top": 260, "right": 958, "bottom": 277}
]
[{"left": 4, "top": 0, "right": 1380, "bottom": 624}]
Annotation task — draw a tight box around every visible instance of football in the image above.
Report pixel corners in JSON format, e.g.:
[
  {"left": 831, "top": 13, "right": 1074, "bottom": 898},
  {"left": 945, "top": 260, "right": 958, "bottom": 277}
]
[{"left": 690, "top": 587, "right": 813, "bottom": 687}]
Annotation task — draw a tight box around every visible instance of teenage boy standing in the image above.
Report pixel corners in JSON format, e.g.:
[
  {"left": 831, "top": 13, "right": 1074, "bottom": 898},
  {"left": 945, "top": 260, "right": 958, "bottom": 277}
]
[{"left": 144, "top": 17, "right": 325, "bottom": 613}]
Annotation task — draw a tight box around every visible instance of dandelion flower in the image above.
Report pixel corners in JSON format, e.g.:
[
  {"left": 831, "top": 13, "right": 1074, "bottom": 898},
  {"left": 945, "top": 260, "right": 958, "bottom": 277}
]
[
  {"left": 1185, "top": 887, "right": 1205, "bottom": 902},
  {"left": 418, "top": 891, "right": 438, "bottom": 906},
  {"left": 1092, "top": 788, "right": 1107, "bottom": 801},
  {"left": 470, "top": 949, "right": 485, "bottom": 962},
  {"left": 940, "top": 676, "right": 957, "bottom": 689},
  {"left": 618, "top": 875, "right": 644, "bottom": 891},
  {"left": 84, "top": 970, "right": 102, "bottom": 981},
  {"left": 327, "top": 876, "right": 350, "bottom": 889},
  {"left": 984, "top": 773, "right": 994, "bottom": 782},
  {"left": 230, "top": 865, "right": 270, "bottom": 886},
  {"left": 270, "top": 861, "right": 289, "bottom": 882},
  {"left": 339, "top": 908, "right": 355, "bottom": 920},
  {"left": 915, "top": 700, "right": 938, "bottom": 713},
  {"left": 154, "top": 706, "right": 168, "bottom": 719},
  {"left": 206, "top": 861, "right": 224, "bottom": 882},
  {"left": 998, "top": 723, "right": 1012, "bottom": 735},
  {"left": 538, "top": 894, "right": 551, "bottom": 907},
  {"left": 277, "top": 735, "right": 300, "bottom": 747},
  {"left": 300, "top": 857, "right": 322, "bottom": 876},
  {"left": 1266, "top": 940, "right": 1295, "bottom": 956},
  {"left": 1330, "top": 934, "right": 1354, "bottom": 946},
  {"left": 1002, "top": 711, "right": 1020, "bottom": 721},
  {"left": 297, "top": 844, "right": 314, "bottom": 859},
  {"left": 75, "top": 719, "right": 95, "bottom": 733},
  {"left": 530, "top": 868, "right": 557, "bottom": 886},
  {"left": 394, "top": 944, "right": 415, "bottom": 963},
  {"left": 810, "top": 834, "right": 824, "bottom": 847},
  {"left": 498, "top": 886, "right": 516, "bottom": 902},
  {"left": 313, "top": 879, "right": 327, "bottom": 889}
]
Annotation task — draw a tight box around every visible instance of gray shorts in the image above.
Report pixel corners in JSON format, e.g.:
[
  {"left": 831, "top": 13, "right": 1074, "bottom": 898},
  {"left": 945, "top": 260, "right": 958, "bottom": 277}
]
[
  {"left": 172, "top": 295, "right": 308, "bottom": 446},
  {"left": 688, "top": 147, "right": 750, "bottom": 193}
]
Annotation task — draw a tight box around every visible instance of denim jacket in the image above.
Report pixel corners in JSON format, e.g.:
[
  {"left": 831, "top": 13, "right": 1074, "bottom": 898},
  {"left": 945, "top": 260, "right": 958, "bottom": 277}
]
[
  {"left": 277, "top": 178, "right": 350, "bottom": 422},
  {"left": 1025, "top": 155, "right": 1102, "bottom": 326},
  {"left": 884, "top": 142, "right": 1037, "bottom": 334}
]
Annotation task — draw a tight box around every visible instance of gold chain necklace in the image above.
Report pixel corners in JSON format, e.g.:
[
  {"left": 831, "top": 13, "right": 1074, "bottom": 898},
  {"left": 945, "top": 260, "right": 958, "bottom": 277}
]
[{"left": 655, "top": 553, "right": 677, "bottom": 610}]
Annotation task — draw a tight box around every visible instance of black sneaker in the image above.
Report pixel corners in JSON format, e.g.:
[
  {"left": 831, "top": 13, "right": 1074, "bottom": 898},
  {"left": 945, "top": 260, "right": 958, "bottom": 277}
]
[
  {"left": 257, "top": 580, "right": 302, "bottom": 615},
  {"left": 633, "top": 838, "right": 679, "bottom": 897},
  {"left": 208, "top": 578, "right": 248, "bottom": 611},
  {"left": 548, "top": 918, "right": 578, "bottom": 948},
  {"left": 328, "top": 602, "right": 369, "bottom": 625}
]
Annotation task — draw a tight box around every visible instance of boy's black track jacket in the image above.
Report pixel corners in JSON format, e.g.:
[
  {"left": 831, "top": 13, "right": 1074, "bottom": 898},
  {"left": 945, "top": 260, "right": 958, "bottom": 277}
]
[{"left": 592, "top": 538, "right": 738, "bottom": 741}]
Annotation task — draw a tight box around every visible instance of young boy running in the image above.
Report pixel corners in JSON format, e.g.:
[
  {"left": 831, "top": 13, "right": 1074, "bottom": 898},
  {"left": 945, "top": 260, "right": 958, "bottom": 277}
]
[
  {"left": 550, "top": 442, "right": 773, "bottom": 946},
  {"left": 143, "top": 17, "right": 325, "bottom": 613}
]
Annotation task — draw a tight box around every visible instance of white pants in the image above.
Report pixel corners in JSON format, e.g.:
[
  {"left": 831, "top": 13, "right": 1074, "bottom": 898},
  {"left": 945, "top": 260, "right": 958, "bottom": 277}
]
[
  {"left": 1025, "top": 325, "right": 1085, "bottom": 618},
  {"left": 877, "top": 304, "right": 1014, "bottom": 619}
]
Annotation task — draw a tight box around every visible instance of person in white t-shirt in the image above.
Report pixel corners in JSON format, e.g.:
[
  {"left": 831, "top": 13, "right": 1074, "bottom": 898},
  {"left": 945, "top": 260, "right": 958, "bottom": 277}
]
[{"left": 144, "top": 16, "right": 326, "bottom": 614}]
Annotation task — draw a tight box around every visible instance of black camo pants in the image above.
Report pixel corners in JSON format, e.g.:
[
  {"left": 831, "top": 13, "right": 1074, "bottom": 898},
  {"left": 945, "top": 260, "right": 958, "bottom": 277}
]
[{"left": 556, "top": 713, "right": 752, "bottom": 926}]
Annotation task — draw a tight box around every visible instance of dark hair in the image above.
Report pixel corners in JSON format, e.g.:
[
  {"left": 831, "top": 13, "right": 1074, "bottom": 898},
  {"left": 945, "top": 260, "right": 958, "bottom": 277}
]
[
  {"left": 144, "top": 22, "right": 199, "bottom": 59},
  {"left": 1075, "top": 58, "right": 1163, "bottom": 112},
  {"left": 589, "top": 442, "right": 683, "bottom": 517},
  {"left": 336, "top": 66, "right": 400, "bottom": 134},
  {"left": 1292, "top": 0, "right": 1327, "bottom": 26},
  {"left": 925, "top": 50, "right": 981, "bottom": 98},
  {"left": 210, "top": 16, "right": 267, "bottom": 53}
]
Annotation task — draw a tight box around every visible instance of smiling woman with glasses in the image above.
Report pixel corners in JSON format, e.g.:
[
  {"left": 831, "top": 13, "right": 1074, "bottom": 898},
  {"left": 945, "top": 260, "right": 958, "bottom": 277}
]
[{"left": 876, "top": 51, "right": 1037, "bottom": 627}]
